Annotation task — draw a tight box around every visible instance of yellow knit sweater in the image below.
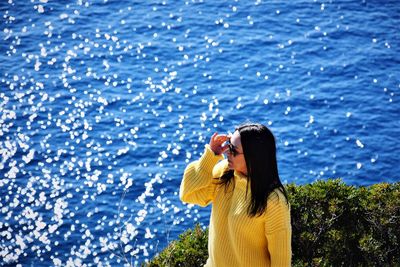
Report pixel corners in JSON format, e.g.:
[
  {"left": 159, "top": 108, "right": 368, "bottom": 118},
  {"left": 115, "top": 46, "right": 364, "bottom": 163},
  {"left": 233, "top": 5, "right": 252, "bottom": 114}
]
[{"left": 180, "top": 145, "right": 292, "bottom": 267}]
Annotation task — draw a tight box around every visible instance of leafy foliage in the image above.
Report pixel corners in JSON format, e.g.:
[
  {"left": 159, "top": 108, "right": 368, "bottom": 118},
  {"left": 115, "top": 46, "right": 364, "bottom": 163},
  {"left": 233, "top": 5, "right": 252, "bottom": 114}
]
[
  {"left": 145, "top": 224, "right": 208, "bottom": 267},
  {"left": 146, "top": 180, "right": 400, "bottom": 266}
]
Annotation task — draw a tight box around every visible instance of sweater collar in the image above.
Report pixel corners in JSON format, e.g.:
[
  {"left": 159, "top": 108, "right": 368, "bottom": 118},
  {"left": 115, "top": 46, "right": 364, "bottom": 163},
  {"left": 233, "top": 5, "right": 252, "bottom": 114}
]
[{"left": 234, "top": 170, "right": 248, "bottom": 183}]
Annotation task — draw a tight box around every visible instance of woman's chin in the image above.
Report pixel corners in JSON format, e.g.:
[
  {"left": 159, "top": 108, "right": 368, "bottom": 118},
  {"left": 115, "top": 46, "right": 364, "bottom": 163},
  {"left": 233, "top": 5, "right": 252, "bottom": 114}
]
[{"left": 227, "top": 161, "right": 233, "bottom": 169}]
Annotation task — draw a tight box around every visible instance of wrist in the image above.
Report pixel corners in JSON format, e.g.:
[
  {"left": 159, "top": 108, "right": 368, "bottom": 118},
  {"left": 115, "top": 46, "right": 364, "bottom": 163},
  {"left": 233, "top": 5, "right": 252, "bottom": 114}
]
[{"left": 205, "top": 144, "right": 220, "bottom": 156}]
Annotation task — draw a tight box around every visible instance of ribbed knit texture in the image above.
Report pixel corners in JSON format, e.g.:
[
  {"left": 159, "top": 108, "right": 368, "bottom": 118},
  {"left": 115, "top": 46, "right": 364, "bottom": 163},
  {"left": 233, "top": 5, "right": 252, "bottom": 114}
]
[{"left": 180, "top": 145, "right": 292, "bottom": 267}]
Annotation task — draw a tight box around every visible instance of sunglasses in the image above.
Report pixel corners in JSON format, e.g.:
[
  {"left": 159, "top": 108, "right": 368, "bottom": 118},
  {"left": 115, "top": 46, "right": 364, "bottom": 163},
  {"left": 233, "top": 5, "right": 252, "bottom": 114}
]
[{"left": 227, "top": 139, "right": 243, "bottom": 157}]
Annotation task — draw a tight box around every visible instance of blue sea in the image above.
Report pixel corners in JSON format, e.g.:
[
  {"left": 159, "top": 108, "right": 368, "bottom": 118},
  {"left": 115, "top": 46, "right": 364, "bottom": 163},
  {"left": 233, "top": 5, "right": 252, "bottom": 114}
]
[{"left": 1, "top": 0, "right": 399, "bottom": 265}]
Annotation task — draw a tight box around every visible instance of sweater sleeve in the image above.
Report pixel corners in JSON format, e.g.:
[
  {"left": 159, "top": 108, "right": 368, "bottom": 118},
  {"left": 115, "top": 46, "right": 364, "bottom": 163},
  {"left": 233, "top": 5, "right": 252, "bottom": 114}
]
[
  {"left": 264, "top": 190, "right": 292, "bottom": 267},
  {"left": 179, "top": 145, "right": 224, "bottom": 207}
]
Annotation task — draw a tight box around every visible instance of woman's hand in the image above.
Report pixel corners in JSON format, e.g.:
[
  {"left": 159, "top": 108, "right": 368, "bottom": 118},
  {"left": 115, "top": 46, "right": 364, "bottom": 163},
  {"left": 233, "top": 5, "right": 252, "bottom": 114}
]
[{"left": 209, "top": 132, "right": 230, "bottom": 155}]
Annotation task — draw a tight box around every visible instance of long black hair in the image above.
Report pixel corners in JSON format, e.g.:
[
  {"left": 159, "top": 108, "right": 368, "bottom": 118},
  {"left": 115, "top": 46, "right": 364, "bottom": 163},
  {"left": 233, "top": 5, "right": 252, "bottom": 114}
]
[{"left": 218, "top": 123, "right": 288, "bottom": 217}]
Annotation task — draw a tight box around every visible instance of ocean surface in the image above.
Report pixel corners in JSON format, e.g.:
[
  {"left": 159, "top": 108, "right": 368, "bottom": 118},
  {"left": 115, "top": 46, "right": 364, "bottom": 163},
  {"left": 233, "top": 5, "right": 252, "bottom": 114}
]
[{"left": 1, "top": 0, "right": 399, "bottom": 265}]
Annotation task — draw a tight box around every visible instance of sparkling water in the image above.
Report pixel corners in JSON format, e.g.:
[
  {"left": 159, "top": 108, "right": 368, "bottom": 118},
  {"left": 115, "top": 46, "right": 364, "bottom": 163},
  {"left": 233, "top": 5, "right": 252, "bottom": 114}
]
[{"left": 1, "top": 0, "right": 399, "bottom": 265}]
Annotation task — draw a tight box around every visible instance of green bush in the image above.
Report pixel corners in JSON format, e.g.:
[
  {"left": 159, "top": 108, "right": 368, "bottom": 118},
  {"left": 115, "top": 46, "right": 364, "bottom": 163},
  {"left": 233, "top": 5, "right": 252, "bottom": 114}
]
[
  {"left": 146, "top": 179, "right": 400, "bottom": 266},
  {"left": 145, "top": 224, "right": 208, "bottom": 267},
  {"left": 287, "top": 179, "right": 399, "bottom": 266}
]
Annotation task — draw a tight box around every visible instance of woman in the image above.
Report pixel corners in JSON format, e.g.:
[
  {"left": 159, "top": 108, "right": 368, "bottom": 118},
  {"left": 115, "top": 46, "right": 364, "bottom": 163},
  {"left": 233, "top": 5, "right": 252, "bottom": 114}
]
[{"left": 180, "top": 122, "right": 291, "bottom": 266}]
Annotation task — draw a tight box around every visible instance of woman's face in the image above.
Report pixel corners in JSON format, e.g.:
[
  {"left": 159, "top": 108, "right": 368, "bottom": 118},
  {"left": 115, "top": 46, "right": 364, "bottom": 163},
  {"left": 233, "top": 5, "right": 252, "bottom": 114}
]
[{"left": 226, "top": 131, "right": 247, "bottom": 175}]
